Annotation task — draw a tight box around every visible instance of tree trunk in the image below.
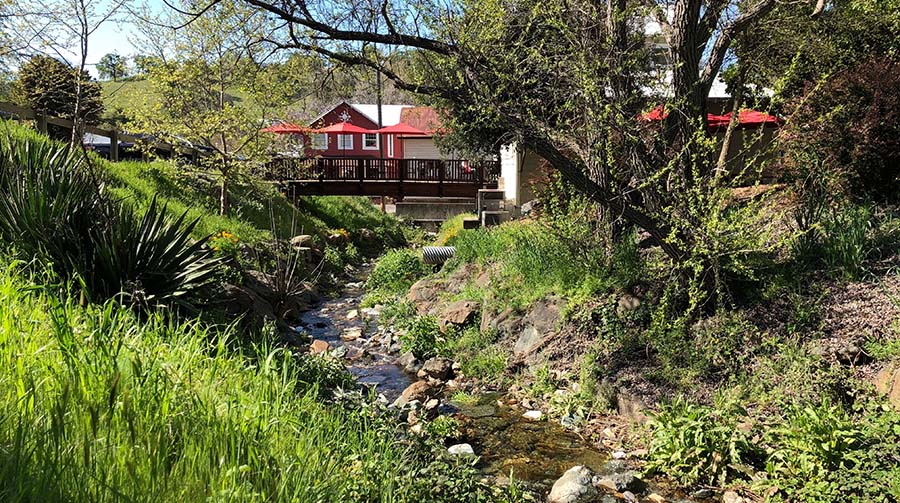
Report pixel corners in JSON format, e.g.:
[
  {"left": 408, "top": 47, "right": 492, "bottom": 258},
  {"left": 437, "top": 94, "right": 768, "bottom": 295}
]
[{"left": 220, "top": 162, "right": 230, "bottom": 216}]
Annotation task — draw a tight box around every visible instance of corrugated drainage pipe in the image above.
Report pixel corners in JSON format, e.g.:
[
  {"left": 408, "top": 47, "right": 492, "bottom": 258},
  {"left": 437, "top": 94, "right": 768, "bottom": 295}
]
[{"left": 422, "top": 246, "right": 456, "bottom": 265}]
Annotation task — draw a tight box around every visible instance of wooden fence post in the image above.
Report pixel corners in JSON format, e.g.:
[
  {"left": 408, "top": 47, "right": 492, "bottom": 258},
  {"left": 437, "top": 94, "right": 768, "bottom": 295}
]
[
  {"left": 36, "top": 113, "right": 48, "bottom": 134},
  {"left": 109, "top": 129, "right": 119, "bottom": 162}
]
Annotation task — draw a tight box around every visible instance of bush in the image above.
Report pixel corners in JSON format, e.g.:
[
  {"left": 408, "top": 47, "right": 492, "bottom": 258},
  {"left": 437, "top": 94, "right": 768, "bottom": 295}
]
[
  {"left": 786, "top": 58, "right": 900, "bottom": 203},
  {"left": 365, "top": 248, "right": 429, "bottom": 296},
  {"left": 0, "top": 127, "right": 219, "bottom": 309},
  {"left": 645, "top": 396, "right": 755, "bottom": 487},
  {"left": 400, "top": 314, "right": 445, "bottom": 359}
]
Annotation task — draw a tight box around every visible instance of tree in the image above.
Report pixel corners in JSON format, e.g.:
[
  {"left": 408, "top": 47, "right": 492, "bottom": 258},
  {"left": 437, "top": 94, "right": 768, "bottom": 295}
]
[
  {"left": 15, "top": 54, "right": 103, "bottom": 123},
  {"left": 97, "top": 52, "right": 128, "bottom": 81},
  {"left": 129, "top": 0, "right": 285, "bottom": 216},
  {"left": 132, "top": 54, "right": 161, "bottom": 76},
  {"left": 228, "top": 0, "right": 822, "bottom": 305}
]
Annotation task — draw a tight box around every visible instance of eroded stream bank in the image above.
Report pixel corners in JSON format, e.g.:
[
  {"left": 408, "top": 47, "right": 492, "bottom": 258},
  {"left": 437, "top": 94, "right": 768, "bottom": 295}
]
[{"left": 295, "top": 268, "right": 696, "bottom": 503}]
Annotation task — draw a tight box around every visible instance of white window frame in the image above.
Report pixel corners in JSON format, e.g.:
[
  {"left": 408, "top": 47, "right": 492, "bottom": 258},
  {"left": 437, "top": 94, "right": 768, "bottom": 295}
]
[
  {"left": 387, "top": 135, "right": 394, "bottom": 157},
  {"left": 337, "top": 134, "right": 354, "bottom": 150},
  {"left": 311, "top": 133, "right": 328, "bottom": 150},
  {"left": 363, "top": 133, "right": 379, "bottom": 150}
]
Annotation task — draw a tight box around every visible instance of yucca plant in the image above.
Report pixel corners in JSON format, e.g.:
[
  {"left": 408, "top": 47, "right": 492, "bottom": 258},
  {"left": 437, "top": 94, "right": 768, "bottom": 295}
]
[
  {"left": 90, "top": 197, "right": 222, "bottom": 310},
  {"left": 0, "top": 126, "right": 222, "bottom": 311}
]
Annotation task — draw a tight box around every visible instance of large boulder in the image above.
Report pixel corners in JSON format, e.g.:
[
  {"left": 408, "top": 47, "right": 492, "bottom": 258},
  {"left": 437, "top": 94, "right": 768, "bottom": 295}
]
[
  {"left": 401, "top": 380, "right": 436, "bottom": 402},
  {"left": 440, "top": 300, "right": 479, "bottom": 328},
  {"left": 408, "top": 279, "right": 442, "bottom": 314},
  {"left": 875, "top": 364, "right": 900, "bottom": 408},
  {"left": 513, "top": 298, "right": 565, "bottom": 358},
  {"left": 548, "top": 466, "right": 597, "bottom": 503},
  {"left": 417, "top": 357, "right": 454, "bottom": 381}
]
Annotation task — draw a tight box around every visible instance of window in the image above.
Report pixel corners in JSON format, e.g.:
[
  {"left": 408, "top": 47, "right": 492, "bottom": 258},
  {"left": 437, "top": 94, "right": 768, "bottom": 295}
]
[
  {"left": 311, "top": 133, "right": 328, "bottom": 150},
  {"left": 337, "top": 134, "right": 354, "bottom": 150},
  {"left": 363, "top": 133, "right": 379, "bottom": 150},
  {"left": 387, "top": 135, "right": 394, "bottom": 157}
]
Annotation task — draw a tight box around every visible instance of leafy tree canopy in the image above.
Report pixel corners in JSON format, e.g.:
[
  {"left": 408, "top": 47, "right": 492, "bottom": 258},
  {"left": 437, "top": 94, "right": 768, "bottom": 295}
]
[{"left": 15, "top": 54, "right": 103, "bottom": 123}]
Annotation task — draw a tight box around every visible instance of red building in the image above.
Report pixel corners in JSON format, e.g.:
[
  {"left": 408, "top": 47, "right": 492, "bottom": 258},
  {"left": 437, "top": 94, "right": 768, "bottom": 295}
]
[{"left": 299, "top": 101, "right": 451, "bottom": 160}]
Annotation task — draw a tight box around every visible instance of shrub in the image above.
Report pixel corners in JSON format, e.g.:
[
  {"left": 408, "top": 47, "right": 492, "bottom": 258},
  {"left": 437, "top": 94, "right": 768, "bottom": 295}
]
[
  {"left": 365, "top": 248, "right": 429, "bottom": 296},
  {"left": 785, "top": 58, "right": 900, "bottom": 203},
  {"left": 423, "top": 416, "right": 461, "bottom": 439},
  {"left": 645, "top": 396, "right": 755, "bottom": 487},
  {"left": 764, "top": 399, "right": 863, "bottom": 499},
  {"left": 400, "top": 314, "right": 445, "bottom": 359}
]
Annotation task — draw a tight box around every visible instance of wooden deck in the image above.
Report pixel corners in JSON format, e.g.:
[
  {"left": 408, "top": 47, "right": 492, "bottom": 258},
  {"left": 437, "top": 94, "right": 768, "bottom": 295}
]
[{"left": 269, "top": 157, "right": 500, "bottom": 199}]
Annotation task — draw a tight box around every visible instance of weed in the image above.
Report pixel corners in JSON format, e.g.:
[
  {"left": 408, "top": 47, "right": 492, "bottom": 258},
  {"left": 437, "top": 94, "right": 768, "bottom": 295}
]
[{"left": 645, "top": 396, "right": 756, "bottom": 487}]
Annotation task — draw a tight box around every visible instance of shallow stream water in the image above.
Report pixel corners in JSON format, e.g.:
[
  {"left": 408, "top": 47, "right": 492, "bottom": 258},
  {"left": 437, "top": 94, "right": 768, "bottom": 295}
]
[{"left": 295, "top": 270, "right": 695, "bottom": 502}]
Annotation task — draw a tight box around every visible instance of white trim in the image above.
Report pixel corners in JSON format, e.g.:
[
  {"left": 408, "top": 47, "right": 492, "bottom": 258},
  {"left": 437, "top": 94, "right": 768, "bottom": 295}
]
[
  {"left": 337, "top": 134, "right": 354, "bottom": 150},
  {"left": 387, "top": 135, "right": 394, "bottom": 157},
  {"left": 362, "top": 133, "right": 379, "bottom": 150}
]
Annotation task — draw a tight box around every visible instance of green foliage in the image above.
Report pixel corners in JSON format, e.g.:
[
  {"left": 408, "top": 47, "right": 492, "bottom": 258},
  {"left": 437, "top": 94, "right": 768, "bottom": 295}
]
[
  {"left": 764, "top": 400, "right": 863, "bottom": 496},
  {"left": 760, "top": 400, "right": 900, "bottom": 502},
  {"left": 449, "top": 219, "right": 642, "bottom": 309},
  {"left": 434, "top": 213, "right": 476, "bottom": 246},
  {"left": 97, "top": 53, "right": 129, "bottom": 82},
  {"left": 400, "top": 314, "right": 445, "bottom": 359},
  {"left": 15, "top": 54, "right": 104, "bottom": 125},
  {"left": 365, "top": 248, "right": 429, "bottom": 297},
  {"left": 0, "top": 263, "right": 505, "bottom": 503},
  {"left": 424, "top": 416, "right": 461, "bottom": 439},
  {"left": 645, "top": 396, "right": 755, "bottom": 487},
  {"left": 0, "top": 125, "right": 219, "bottom": 309},
  {"left": 819, "top": 205, "right": 873, "bottom": 278}
]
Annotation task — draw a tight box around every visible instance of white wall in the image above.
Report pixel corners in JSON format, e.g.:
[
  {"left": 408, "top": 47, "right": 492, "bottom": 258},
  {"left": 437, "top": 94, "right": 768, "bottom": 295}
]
[{"left": 500, "top": 143, "right": 520, "bottom": 205}]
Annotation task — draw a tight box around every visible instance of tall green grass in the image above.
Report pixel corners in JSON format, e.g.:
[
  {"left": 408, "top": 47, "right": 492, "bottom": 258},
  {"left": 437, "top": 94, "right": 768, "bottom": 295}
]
[
  {"left": 0, "top": 263, "right": 504, "bottom": 502},
  {"left": 449, "top": 220, "right": 642, "bottom": 307}
]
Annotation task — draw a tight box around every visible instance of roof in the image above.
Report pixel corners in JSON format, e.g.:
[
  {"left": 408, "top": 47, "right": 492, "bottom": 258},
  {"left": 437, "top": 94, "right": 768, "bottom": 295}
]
[
  {"left": 350, "top": 104, "right": 414, "bottom": 127},
  {"left": 400, "top": 107, "right": 442, "bottom": 133}
]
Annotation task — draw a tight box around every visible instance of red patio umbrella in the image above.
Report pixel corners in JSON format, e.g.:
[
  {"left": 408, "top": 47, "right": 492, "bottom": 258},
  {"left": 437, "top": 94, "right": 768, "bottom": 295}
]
[
  {"left": 260, "top": 122, "right": 307, "bottom": 134},
  {"left": 313, "top": 122, "right": 375, "bottom": 134},
  {"left": 719, "top": 110, "right": 782, "bottom": 129},
  {"left": 376, "top": 122, "right": 427, "bottom": 135}
]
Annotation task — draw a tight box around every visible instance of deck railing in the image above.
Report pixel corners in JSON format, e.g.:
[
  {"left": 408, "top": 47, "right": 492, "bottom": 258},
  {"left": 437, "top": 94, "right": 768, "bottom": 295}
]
[{"left": 267, "top": 156, "right": 500, "bottom": 185}]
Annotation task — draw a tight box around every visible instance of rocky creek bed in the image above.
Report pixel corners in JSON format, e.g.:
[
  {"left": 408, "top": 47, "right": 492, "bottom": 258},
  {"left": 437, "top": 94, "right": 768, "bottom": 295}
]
[{"left": 294, "top": 268, "right": 705, "bottom": 503}]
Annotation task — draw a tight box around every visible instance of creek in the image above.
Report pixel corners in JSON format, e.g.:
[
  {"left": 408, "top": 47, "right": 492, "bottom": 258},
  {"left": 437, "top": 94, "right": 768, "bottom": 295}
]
[{"left": 295, "top": 269, "right": 695, "bottom": 503}]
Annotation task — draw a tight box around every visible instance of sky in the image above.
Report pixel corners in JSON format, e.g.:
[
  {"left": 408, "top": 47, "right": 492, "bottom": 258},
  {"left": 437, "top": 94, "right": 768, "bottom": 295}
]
[{"left": 57, "top": 0, "right": 167, "bottom": 77}]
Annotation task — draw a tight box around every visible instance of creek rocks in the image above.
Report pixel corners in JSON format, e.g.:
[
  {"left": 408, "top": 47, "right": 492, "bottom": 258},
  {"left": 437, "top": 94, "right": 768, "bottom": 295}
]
[
  {"left": 341, "top": 327, "right": 362, "bottom": 341},
  {"left": 399, "top": 380, "right": 437, "bottom": 403},
  {"left": 548, "top": 466, "right": 597, "bottom": 503},
  {"left": 310, "top": 339, "right": 330, "bottom": 354},
  {"left": 523, "top": 410, "right": 544, "bottom": 420},
  {"left": 448, "top": 443, "right": 475, "bottom": 456},
  {"left": 592, "top": 459, "right": 645, "bottom": 495},
  {"left": 290, "top": 234, "right": 316, "bottom": 249},
  {"left": 722, "top": 491, "right": 747, "bottom": 503},
  {"left": 397, "top": 351, "right": 423, "bottom": 374},
  {"left": 417, "top": 357, "right": 455, "bottom": 381}
]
